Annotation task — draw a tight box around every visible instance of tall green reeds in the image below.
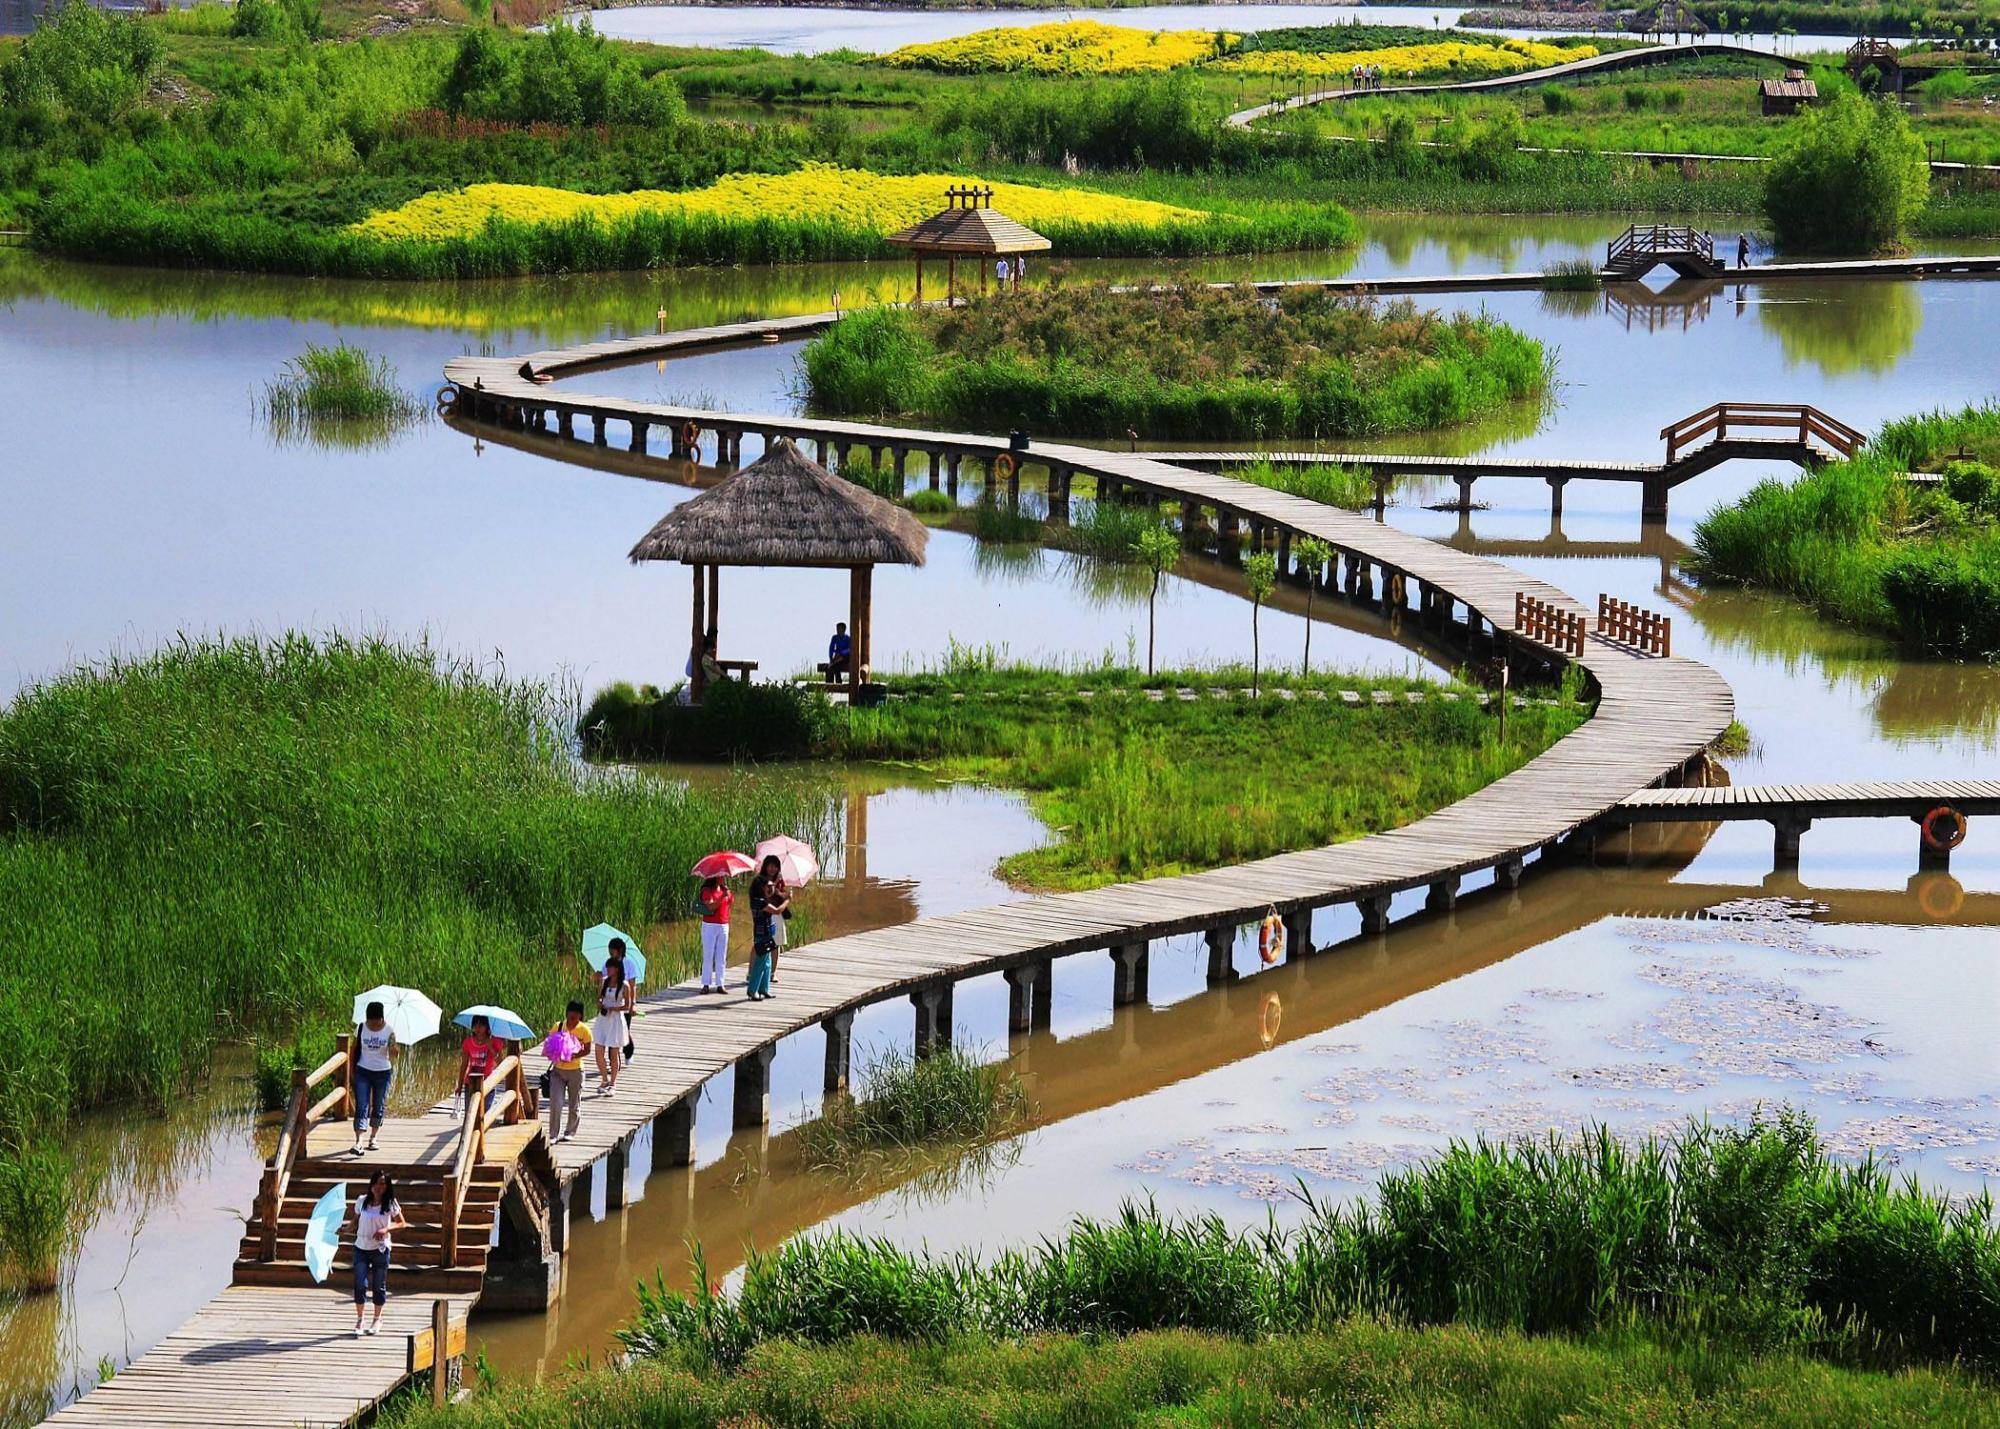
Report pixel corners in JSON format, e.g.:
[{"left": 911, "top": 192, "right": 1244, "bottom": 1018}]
[
  {"left": 795, "top": 1043, "right": 1027, "bottom": 1171},
  {"left": 262, "top": 342, "right": 427, "bottom": 447},
  {"left": 0, "top": 634, "right": 834, "bottom": 1270},
  {"left": 618, "top": 1114, "right": 2000, "bottom": 1378}
]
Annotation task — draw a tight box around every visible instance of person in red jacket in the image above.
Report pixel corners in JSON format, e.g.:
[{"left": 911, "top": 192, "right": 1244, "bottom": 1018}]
[{"left": 699, "top": 876, "right": 732, "bottom": 993}]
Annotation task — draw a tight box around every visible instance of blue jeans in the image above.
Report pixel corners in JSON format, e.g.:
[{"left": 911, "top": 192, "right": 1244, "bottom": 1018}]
[
  {"left": 748, "top": 947, "right": 774, "bottom": 997},
  {"left": 353, "top": 1246, "right": 389, "bottom": 1307},
  {"left": 353, "top": 1067, "right": 391, "bottom": 1132}
]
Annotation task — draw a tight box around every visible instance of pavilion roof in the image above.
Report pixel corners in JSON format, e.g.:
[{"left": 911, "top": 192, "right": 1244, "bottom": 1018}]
[
  {"left": 627, "top": 437, "right": 929, "bottom": 569},
  {"left": 886, "top": 185, "right": 1052, "bottom": 256}
]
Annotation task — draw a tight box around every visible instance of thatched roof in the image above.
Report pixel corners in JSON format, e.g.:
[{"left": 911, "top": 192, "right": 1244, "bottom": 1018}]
[
  {"left": 628, "top": 437, "right": 929, "bottom": 568},
  {"left": 887, "top": 189, "right": 1052, "bottom": 257}
]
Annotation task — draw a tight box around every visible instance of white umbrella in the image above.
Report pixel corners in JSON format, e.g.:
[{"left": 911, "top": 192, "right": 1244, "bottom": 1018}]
[
  {"left": 754, "top": 835, "right": 820, "bottom": 887},
  {"left": 351, "top": 985, "right": 442, "bottom": 1046}
]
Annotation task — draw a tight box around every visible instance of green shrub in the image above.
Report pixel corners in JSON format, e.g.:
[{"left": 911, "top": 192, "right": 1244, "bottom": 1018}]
[
  {"left": 1623, "top": 86, "right": 1649, "bottom": 110},
  {"left": 904, "top": 487, "right": 955, "bottom": 515},
  {"left": 0, "top": 0, "right": 158, "bottom": 124},
  {"left": 1660, "top": 84, "right": 1687, "bottom": 111},
  {"left": 1942, "top": 459, "right": 2000, "bottom": 516},
  {"left": 578, "top": 679, "right": 837, "bottom": 760},
  {"left": 231, "top": 0, "right": 323, "bottom": 42},
  {"left": 1763, "top": 93, "right": 1930, "bottom": 254},
  {"left": 442, "top": 20, "right": 684, "bottom": 128},
  {"left": 1540, "top": 84, "right": 1576, "bottom": 115}
]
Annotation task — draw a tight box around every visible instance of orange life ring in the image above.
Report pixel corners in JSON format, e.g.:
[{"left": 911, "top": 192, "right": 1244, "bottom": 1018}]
[
  {"left": 992, "top": 452, "right": 1017, "bottom": 481},
  {"left": 1259, "top": 993, "right": 1282, "bottom": 1047},
  {"left": 1921, "top": 805, "right": 1967, "bottom": 853},
  {"left": 1258, "top": 911, "right": 1285, "bottom": 966},
  {"left": 1917, "top": 875, "right": 1964, "bottom": 922},
  {"left": 680, "top": 420, "right": 701, "bottom": 451}
]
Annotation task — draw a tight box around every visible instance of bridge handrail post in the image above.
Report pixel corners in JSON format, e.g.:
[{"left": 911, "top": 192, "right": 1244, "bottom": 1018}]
[{"left": 443, "top": 1074, "right": 483, "bottom": 1269}]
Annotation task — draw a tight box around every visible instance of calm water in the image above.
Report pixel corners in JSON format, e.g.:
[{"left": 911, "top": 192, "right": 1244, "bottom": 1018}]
[{"left": 4, "top": 217, "right": 1997, "bottom": 1415}]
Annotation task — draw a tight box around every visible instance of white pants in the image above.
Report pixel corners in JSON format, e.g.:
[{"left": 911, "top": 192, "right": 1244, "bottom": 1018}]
[{"left": 701, "top": 922, "right": 729, "bottom": 988}]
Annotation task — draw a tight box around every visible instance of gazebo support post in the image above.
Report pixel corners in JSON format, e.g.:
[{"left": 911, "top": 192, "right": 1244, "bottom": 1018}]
[
  {"left": 689, "top": 562, "right": 708, "bottom": 704},
  {"left": 707, "top": 565, "right": 720, "bottom": 651},
  {"left": 947, "top": 256, "right": 956, "bottom": 307},
  {"left": 914, "top": 254, "right": 922, "bottom": 307}
]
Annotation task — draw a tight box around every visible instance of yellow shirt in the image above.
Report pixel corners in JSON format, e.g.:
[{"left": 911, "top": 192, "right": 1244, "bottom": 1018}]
[{"left": 549, "top": 1022, "right": 592, "bottom": 1071}]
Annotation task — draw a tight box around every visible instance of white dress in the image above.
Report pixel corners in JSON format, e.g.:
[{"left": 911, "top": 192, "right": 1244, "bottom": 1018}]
[{"left": 592, "top": 983, "right": 628, "bottom": 1051}]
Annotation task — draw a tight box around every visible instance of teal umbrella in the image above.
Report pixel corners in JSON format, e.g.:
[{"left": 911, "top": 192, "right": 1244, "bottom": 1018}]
[
  {"left": 454, "top": 1005, "right": 534, "bottom": 1041},
  {"left": 580, "top": 923, "right": 647, "bottom": 984},
  {"left": 304, "top": 1182, "right": 347, "bottom": 1284}
]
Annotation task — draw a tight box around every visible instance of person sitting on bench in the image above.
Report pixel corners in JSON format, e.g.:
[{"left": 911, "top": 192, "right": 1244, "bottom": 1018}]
[{"left": 826, "top": 623, "right": 853, "bottom": 683}]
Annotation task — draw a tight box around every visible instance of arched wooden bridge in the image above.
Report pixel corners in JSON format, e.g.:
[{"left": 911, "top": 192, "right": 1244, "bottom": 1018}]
[{"left": 51, "top": 308, "right": 1972, "bottom": 1425}]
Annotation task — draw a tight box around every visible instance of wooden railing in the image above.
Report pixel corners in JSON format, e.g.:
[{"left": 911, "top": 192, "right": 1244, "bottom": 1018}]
[
  {"left": 1660, "top": 402, "right": 1866, "bottom": 465},
  {"left": 257, "top": 1038, "right": 353, "bottom": 1261},
  {"left": 1607, "top": 224, "right": 1713, "bottom": 267},
  {"left": 1515, "top": 591, "right": 1585, "bottom": 657},
  {"left": 441, "top": 1045, "right": 528, "bottom": 1269},
  {"left": 1598, "top": 594, "right": 1672, "bottom": 657},
  {"left": 1847, "top": 38, "right": 1899, "bottom": 65}
]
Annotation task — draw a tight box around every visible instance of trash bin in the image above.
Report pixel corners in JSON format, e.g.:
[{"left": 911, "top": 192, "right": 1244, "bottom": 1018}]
[{"left": 1009, "top": 430, "right": 1030, "bottom": 452}]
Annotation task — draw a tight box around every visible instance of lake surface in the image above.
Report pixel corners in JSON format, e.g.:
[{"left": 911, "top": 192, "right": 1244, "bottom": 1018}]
[{"left": 4, "top": 216, "right": 1996, "bottom": 1417}]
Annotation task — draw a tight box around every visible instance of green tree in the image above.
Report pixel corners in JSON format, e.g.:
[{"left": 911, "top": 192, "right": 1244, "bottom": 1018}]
[
  {"left": 1245, "top": 551, "right": 1278, "bottom": 696},
  {"left": 0, "top": 0, "right": 158, "bottom": 125},
  {"left": 1763, "top": 93, "right": 1930, "bottom": 254},
  {"left": 1131, "top": 524, "right": 1182, "bottom": 677},
  {"left": 1293, "top": 538, "right": 1333, "bottom": 675}
]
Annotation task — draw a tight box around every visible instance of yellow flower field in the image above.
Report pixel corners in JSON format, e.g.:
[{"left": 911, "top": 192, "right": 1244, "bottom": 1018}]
[
  {"left": 879, "top": 20, "right": 1233, "bottom": 76},
  {"left": 1216, "top": 40, "right": 1596, "bottom": 81},
  {"left": 351, "top": 164, "right": 1218, "bottom": 245}
]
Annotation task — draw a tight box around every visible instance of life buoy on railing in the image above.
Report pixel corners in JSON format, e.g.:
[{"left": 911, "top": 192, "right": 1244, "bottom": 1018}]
[
  {"left": 1921, "top": 805, "right": 1967, "bottom": 852},
  {"left": 992, "top": 452, "right": 1017, "bottom": 482},
  {"left": 1258, "top": 909, "right": 1285, "bottom": 966},
  {"left": 1917, "top": 875, "right": 1964, "bottom": 922},
  {"left": 680, "top": 420, "right": 701, "bottom": 452}
]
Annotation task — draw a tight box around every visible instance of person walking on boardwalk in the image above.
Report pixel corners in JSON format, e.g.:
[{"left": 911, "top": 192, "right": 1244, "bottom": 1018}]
[
  {"left": 351, "top": 1171, "right": 407, "bottom": 1338},
  {"left": 352, "top": 1001, "right": 395, "bottom": 1155},
  {"left": 545, "top": 1002, "right": 591, "bottom": 1144},
  {"left": 1737, "top": 232, "right": 1750, "bottom": 269},
  {"left": 591, "top": 954, "right": 634, "bottom": 1095},
  {"left": 457, "top": 1014, "right": 499, "bottom": 1118},
  {"left": 747, "top": 855, "right": 785, "bottom": 1001},
  {"left": 699, "top": 875, "right": 732, "bottom": 992}
]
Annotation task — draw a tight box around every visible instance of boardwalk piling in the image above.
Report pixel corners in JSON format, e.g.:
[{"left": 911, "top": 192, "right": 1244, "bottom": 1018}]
[
  {"left": 1004, "top": 961, "right": 1051, "bottom": 1032},
  {"left": 1283, "top": 909, "right": 1313, "bottom": 958},
  {"left": 1110, "top": 941, "right": 1150, "bottom": 1006},
  {"left": 733, "top": 1044, "right": 776, "bottom": 1128},
  {"left": 604, "top": 1138, "right": 629, "bottom": 1210},
  {"left": 911, "top": 982, "right": 954, "bottom": 1057},
  {"left": 1426, "top": 875, "right": 1460, "bottom": 913},
  {"left": 1204, "top": 926, "right": 1235, "bottom": 984},
  {"left": 1358, "top": 893, "right": 1392, "bottom": 935},
  {"left": 823, "top": 1010, "right": 855, "bottom": 1094},
  {"left": 1773, "top": 816, "right": 1810, "bottom": 872},
  {"left": 653, "top": 1095, "right": 695, "bottom": 1168}
]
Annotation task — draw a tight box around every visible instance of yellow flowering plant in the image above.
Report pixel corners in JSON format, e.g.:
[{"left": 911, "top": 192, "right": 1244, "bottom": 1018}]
[
  {"left": 879, "top": 20, "right": 1235, "bottom": 76},
  {"left": 1216, "top": 40, "right": 1596, "bottom": 81},
  {"left": 353, "top": 164, "right": 1217, "bottom": 245}
]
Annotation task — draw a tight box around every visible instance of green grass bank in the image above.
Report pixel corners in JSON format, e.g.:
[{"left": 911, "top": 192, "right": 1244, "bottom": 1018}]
[
  {"left": 1691, "top": 402, "right": 2000, "bottom": 657},
  {"left": 803, "top": 285, "right": 1550, "bottom": 442}
]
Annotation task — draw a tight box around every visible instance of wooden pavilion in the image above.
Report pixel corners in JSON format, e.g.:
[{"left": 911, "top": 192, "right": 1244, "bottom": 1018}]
[
  {"left": 627, "top": 436, "right": 928, "bottom": 703},
  {"left": 885, "top": 185, "right": 1052, "bottom": 306}
]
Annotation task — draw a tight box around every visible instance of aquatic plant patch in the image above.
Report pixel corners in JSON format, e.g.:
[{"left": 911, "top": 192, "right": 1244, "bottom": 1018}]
[
  {"left": 803, "top": 283, "right": 1550, "bottom": 443},
  {"left": 878, "top": 21, "right": 1235, "bottom": 77}
]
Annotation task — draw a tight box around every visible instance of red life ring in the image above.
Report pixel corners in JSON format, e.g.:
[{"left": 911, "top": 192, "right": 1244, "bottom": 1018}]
[
  {"left": 1257, "top": 911, "right": 1285, "bottom": 966},
  {"left": 1917, "top": 875, "right": 1964, "bottom": 922},
  {"left": 680, "top": 420, "right": 702, "bottom": 451},
  {"left": 1259, "top": 993, "right": 1282, "bottom": 1047},
  {"left": 992, "top": 452, "right": 1017, "bottom": 482},
  {"left": 1921, "top": 805, "right": 1967, "bottom": 852}
]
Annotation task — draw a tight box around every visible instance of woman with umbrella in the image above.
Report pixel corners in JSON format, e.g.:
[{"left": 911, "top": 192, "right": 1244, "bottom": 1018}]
[
  {"left": 753, "top": 836, "right": 816, "bottom": 987},
  {"left": 693, "top": 850, "right": 754, "bottom": 994},
  {"left": 351, "top": 1170, "right": 407, "bottom": 1338},
  {"left": 348, "top": 987, "right": 442, "bottom": 1156},
  {"left": 592, "top": 953, "right": 635, "bottom": 1095}
]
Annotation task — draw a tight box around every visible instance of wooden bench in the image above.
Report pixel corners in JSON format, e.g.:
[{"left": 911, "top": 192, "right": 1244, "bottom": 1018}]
[{"left": 715, "top": 659, "right": 758, "bottom": 682}]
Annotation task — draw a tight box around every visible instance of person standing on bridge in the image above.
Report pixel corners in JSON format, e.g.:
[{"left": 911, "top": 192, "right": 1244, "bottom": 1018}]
[
  {"left": 351, "top": 1171, "right": 406, "bottom": 1338},
  {"left": 591, "top": 955, "right": 634, "bottom": 1095},
  {"left": 545, "top": 1002, "right": 590, "bottom": 1144},
  {"left": 352, "top": 1001, "right": 395, "bottom": 1156},
  {"left": 1737, "top": 233, "right": 1750, "bottom": 269},
  {"left": 699, "top": 875, "right": 733, "bottom": 992}
]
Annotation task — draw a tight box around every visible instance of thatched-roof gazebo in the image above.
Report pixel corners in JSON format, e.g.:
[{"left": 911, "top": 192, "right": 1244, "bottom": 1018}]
[
  {"left": 886, "top": 185, "right": 1051, "bottom": 306},
  {"left": 629, "top": 437, "right": 928, "bottom": 702}
]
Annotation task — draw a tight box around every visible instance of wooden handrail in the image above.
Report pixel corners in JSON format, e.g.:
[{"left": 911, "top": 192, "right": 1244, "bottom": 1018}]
[
  {"left": 442, "top": 1073, "right": 483, "bottom": 1269},
  {"left": 1514, "top": 590, "right": 1584, "bottom": 657},
  {"left": 257, "top": 1038, "right": 356, "bottom": 1260},
  {"left": 1661, "top": 402, "right": 1865, "bottom": 464},
  {"left": 1597, "top": 593, "right": 1672, "bottom": 657},
  {"left": 1608, "top": 224, "right": 1712, "bottom": 265}
]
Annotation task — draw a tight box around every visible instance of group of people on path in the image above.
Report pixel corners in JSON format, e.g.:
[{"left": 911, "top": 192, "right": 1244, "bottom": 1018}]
[
  {"left": 1348, "top": 64, "right": 1391, "bottom": 91},
  {"left": 700, "top": 853, "right": 793, "bottom": 1000}
]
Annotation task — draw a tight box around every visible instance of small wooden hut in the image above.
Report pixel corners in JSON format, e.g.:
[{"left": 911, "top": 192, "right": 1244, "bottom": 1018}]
[
  {"left": 1760, "top": 70, "right": 1818, "bottom": 116},
  {"left": 628, "top": 437, "right": 928, "bottom": 703},
  {"left": 885, "top": 185, "right": 1052, "bottom": 306}
]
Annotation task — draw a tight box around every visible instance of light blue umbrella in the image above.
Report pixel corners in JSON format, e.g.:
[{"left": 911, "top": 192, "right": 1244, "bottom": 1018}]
[
  {"left": 580, "top": 923, "right": 647, "bottom": 985},
  {"left": 454, "top": 1005, "right": 534, "bottom": 1041},
  {"left": 304, "top": 1182, "right": 347, "bottom": 1284}
]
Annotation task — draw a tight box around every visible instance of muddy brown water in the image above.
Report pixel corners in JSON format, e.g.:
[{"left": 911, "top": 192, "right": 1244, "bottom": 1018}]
[{"left": 3, "top": 218, "right": 1996, "bottom": 1418}]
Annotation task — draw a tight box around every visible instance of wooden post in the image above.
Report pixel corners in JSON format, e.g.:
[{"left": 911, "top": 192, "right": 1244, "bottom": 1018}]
[
  {"left": 947, "top": 255, "right": 956, "bottom": 306},
  {"left": 852, "top": 565, "right": 874, "bottom": 685},
  {"left": 338, "top": 1033, "right": 354, "bottom": 1121},
  {"left": 707, "top": 564, "right": 720, "bottom": 650},
  {"left": 431, "top": 1298, "right": 450, "bottom": 1407},
  {"left": 690, "top": 563, "right": 708, "bottom": 704},
  {"left": 507, "top": 1041, "right": 525, "bottom": 1124},
  {"left": 914, "top": 254, "right": 923, "bottom": 306}
]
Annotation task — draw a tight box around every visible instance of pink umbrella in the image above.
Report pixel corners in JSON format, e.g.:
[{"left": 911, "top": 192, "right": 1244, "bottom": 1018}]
[
  {"left": 754, "top": 835, "right": 820, "bottom": 887},
  {"left": 691, "top": 849, "right": 756, "bottom": 879}
]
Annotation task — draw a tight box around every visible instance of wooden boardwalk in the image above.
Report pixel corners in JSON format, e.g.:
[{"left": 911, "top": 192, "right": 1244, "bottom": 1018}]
[
  {"left": 52, "top": 312, "right": 1738, "bottom": 1427},
  {"left": 1610, "top": 779, "right": 1996, "bottom": 871}
]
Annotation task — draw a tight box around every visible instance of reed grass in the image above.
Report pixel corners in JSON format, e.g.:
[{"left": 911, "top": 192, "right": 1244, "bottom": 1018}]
[
  {"left": 804, "top": 285, "right": 1550, "bottom": 442},
  {"left": 1232, "top": 456, "right": 1382, "bottom": 509},
  {"left": 794, "top": 1043, "right": 1028, "bottom": 1172},
  {"left": 604, "top": 1113, "right": 2000, "bottom": 1382},
  {"left": 262, "top": 341, "right": 426, "bottom": 446},
  {"left": 383, "top": 1318, "right": 2000, "bottom": 1426},
  {"left": 844, "top": 662, "right": 1584, "bottom": 889},
  {"left": 0, "top": 635, "right": 832, "bottom": 1143}
]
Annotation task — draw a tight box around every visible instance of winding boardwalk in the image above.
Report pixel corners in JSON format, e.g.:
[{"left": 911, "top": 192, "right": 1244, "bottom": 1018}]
[{"left": 55, "top": 313, "right": 1737, "bottom": 1427}]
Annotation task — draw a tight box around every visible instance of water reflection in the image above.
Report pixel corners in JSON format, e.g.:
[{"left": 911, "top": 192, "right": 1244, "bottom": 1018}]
[{"left": 1757, "top": 278, "right": 1924, "bottom": 377}]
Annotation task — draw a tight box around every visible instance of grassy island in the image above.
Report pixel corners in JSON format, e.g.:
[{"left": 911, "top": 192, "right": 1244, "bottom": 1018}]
[
  {"left": 1692, "top": 402, "right": 2000, "bottom": 658},
  {"left": 803, "top": 285, "right": 1550, "bottom": 442},
  {"left": 381, "top": 1116, "right": 2000, "bottom": 1426}
]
